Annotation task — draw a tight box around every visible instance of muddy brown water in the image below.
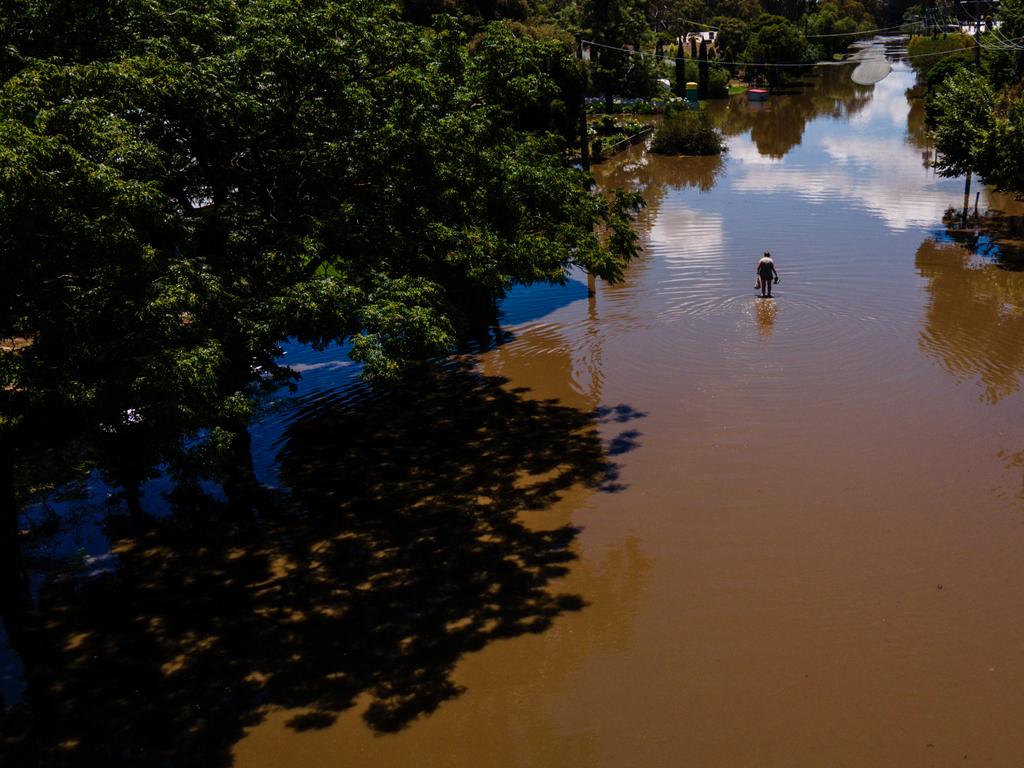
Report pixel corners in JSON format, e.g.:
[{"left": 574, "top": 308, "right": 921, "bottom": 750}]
[{"left": 231, "top": 59, "right": 1024, "bottom": 766}]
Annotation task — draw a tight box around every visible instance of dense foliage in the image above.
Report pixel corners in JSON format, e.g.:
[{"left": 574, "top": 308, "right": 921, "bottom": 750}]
[
  {"left": 650, "top": 108, "right": 725, "bottom": 154},
  {"left": 0, "top": 0, "right": 645, "bottom": 613},
  {"left": 744, "top": 14, "right": 810, "bottom": 88},
  {"left": 922, "top": 0, "right": 1024, "bottom": 196},
  {"left": 0, "top": 0, "right": 897, "bottom": 565},
  {"left": 927, "top": 68, "right": 996, "bottom": 178},
  {"left": 907, "top": 33, "right": 974, "bottom": 79}
]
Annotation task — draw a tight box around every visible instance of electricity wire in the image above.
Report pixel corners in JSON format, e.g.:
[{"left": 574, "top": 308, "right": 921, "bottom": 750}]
[
  {"left": 806, "top": 21, "right": 916, "bottom": 38},
  {"left": 580, "top": 36, "right": 981, "bottom": 68}
]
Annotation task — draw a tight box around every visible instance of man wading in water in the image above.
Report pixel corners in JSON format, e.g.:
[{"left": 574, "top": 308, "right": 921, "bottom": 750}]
[{"left": 756, "top": 251, "right": 779, "bottom": 298}]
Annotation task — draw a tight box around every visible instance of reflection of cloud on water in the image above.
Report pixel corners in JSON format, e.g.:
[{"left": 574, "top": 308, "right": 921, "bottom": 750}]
[
  {"left": 820, "top": 135, "right": 913, "bottom": 167},
  {"left": 730, "top": 134, "right": 960, "bottom": 231},
  {"left": 648, "top": 204, "right": 725, "bottom": 261},
  {"left": 647, "top": 204, "right": 729, "bottom": 319},
  {"left": 732, "top": 165, "right": 837, "bottom": 204},
  {"left": 726, "top": 140, "right": 784, "bottom": 167},
  {"left": 848, "top": 67, "right": 914, "bottom": 130}
]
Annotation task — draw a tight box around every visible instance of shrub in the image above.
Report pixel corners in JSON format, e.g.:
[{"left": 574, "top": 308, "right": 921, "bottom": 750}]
[
  {"left": 708, "top": 64, "right": 729, "bottom": 98},
  {"left": 906, "top": 34, "right": 973, "bottom": 80},
  {"left": 924, "top": 56, "right": 967, "bottom": 93},
  {"left": 650, "top": 109, "right": 725, "bottom": 155}
]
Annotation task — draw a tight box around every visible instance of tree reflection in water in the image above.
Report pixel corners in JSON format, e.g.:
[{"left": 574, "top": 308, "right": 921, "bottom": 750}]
[
  {"left": 941, "top": 207, "right": 1024, "bottom": 270},
  {"left": 0, "top": 361, "right": 642, "bottom": 767},
  {"left": 596, "top": 151, "right": 725, "bottom": 244},
  {"left": 711, "top": 67, "right": 874, "bottom": 159},
  {"left": 916, "top": 236, "right": 1024, "bottom": 403}
]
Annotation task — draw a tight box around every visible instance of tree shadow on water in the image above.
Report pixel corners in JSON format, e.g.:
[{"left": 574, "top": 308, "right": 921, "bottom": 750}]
[{"left": 2, "top": 361, "right": 641, "bottom": 767}]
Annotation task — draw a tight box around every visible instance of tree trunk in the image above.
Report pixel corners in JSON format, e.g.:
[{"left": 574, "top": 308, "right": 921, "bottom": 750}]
[
  {"left": 222, "top": 417, "right": 263, "bottom": 524},
  {"left": 962, "top": 170, "right": 972, "bottom": 226},
  {"left": 604, "top": 90, "right": 614, "bottom": 115},
  {"left": 123, "top": 477, "right": 146, "bottom": 524}
]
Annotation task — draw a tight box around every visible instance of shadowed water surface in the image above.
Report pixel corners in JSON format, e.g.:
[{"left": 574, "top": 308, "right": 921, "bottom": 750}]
[{"left": 2, "top": 363, "right": 640, "bottom": 765}]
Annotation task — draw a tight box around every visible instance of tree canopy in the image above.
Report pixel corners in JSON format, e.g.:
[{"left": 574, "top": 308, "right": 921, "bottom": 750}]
[
  {"left": 0, "top": 0, "right": 644, "bottom": 608},
  {"left": 922, "top": 0, "right": 1024, "bottom": 197},
  {"left": 743, "top": 13, "right": 808, "bottom": 87}
]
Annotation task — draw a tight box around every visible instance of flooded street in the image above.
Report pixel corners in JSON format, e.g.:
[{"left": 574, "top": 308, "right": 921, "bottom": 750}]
[
  {"left": 234, "top": 53, "right": 1024, "bottom": 766},
  {"left": 7, "top": 47, "right": 1021, "bottom": 767}
]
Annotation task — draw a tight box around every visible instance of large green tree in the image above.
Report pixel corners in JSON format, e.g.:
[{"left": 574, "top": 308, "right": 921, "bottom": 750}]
[
  {"left": 1, "top": 0, "right": 643, "bottom": 612},
  {"left": 0, "top": 56, "right": 196, "bottom": 616},
  {"left": 983, "top": 0, "right": 1024, "bottom": 87},
  {"left": 709, "top": 16, "right": 751, "bottom": 71},
  {"left": 743, "top": 13, "right": 808, "bottom": 88},
  {"left": 805, "top": 2, "right": 863, "bottom": 59},
  {"left": 926, "top": 67, "right": 995, "bottom": 180},
  {"left": 584, "top": 0, "right": 655, "bottom": 112}
]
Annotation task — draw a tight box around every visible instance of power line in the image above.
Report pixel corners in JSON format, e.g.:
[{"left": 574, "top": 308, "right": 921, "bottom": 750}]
[
  {"left": 676, "top": 18, "right": 720, "bottom": 32},
  {"left": 983, "top": 25, "right": 1024, "bottom": 49},
  {"left": 806, "top": 22, "right": 915, "bottom": 38},
  {"left": 581, "top": 36, "right": 980, "bottom": 68},
  {"left": 583, "top": 37, "right": 812, "bottom": 67}
]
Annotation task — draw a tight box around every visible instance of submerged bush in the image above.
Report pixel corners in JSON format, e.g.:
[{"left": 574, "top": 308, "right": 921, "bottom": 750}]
[
  {"left": 708, "top": 64, "right": 729, "bottom": 98},
  {"left": 650, "top": 109, "right": 725, "bottom": 155}
]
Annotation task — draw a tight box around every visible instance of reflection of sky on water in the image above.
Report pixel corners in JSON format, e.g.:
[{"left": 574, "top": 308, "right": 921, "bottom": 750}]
[
  {"left": 723, "top": 64, "right": 974, "bottom": 234},
  {"left": 499, "top": 277, "right": 590, "bottom": 326},
  {"left": 726, "top": 141, "right": 783, "bottom": 167},
  {"left": 648, "top": 207, "right": 724, "bottom": 257},
  {"left": 736, "top": 133, "right": 951, "bottom": 231},
  {"left": 848, "top": 76, "right": 913, "bottom": 131}
]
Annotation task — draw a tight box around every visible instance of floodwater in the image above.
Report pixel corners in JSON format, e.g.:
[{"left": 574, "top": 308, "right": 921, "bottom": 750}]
[
  {"left": 10, "top": 45, "right": 1024, "bottom": 768},
  {"left": 234, "top": 54, "right": 1024, "bottom": 766}
]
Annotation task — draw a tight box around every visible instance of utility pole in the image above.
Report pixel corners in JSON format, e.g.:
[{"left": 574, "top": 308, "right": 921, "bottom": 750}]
[
  {"left": 576, "top": 35, "right": 590, "bottom": 171},
  {"left": 974, "top": 1, "right": 982, "bottom": 67},
  {"left": 576, "top": 34, "right": 595, "bottom": 298},
  {"left": 959, "top": 0, "right": 985, "bottom": 223},
  {"left": 959, "top": 0, "right": 983, "bottom": 67}
]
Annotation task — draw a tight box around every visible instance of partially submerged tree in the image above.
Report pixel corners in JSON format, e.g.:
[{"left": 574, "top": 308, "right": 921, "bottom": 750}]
[
  {"left": 1, "top": 0, "right": 644, "bottom": 609},
  {"left": 927, "top": 67, "right": 995, "bottom": 179}
]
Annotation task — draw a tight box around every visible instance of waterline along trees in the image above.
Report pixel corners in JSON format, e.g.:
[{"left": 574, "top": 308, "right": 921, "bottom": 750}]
[
  {"left": 923, "top": 0, "right": 1024, "bottom": 196},
  {"left": 0, "top": 0, "right": 643, "bottom": 609}
]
